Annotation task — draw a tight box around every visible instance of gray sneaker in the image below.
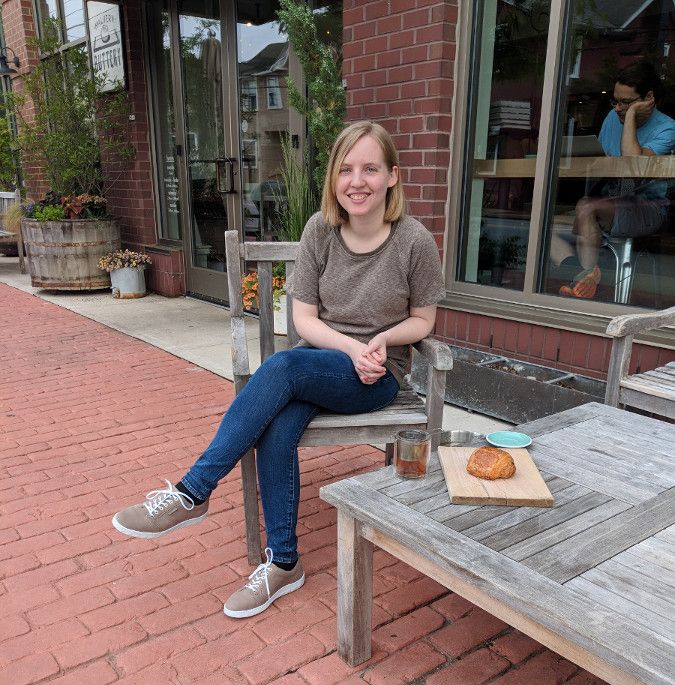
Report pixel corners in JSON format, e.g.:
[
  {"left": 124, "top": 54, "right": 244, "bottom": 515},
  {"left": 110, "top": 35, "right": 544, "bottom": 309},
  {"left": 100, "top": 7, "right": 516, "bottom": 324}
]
[
  {"left": 112, "top": 480, "right": 208, "bottom": 538},
  {"left": 224, "top": 548, "right": 305, "bottom": 618}
]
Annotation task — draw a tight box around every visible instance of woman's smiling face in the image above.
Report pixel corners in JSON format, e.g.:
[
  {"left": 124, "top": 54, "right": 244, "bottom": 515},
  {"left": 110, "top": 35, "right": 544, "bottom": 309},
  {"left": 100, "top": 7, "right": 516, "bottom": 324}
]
[{"left": 334, "top": 135, "right": 399, "bottom": 222}]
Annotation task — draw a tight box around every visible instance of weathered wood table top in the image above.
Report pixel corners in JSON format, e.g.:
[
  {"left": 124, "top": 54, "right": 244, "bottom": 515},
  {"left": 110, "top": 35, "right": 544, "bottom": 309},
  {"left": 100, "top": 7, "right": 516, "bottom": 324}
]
[{"left": 320, "top": 403, "right": 675, "bottom": 685}]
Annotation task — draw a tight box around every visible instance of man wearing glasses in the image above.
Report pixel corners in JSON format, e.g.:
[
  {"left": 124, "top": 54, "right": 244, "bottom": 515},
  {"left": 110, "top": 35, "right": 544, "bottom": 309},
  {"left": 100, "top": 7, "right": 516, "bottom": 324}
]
[{"left": 556, "top": 61, "right": 675, "bottom": 299}]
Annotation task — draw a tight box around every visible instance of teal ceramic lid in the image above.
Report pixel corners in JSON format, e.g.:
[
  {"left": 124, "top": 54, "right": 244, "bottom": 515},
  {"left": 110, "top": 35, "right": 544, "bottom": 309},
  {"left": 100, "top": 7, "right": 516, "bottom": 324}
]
[{"left": 486, "top": 431, "right": 532, "bottom": 448}]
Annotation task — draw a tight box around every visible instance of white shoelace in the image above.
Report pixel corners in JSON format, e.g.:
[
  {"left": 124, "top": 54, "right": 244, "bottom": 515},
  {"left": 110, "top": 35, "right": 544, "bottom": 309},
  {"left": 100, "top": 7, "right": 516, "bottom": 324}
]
[
  {"left": 143, "top": 479, "right": 195, "bottom": 517},
  {"left": 244, "top": 547, "right": 274, "bottom": 598}
]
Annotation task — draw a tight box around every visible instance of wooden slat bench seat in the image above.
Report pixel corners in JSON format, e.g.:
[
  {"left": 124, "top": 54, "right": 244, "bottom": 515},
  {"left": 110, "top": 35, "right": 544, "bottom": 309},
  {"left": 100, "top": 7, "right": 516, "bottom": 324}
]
[
  {"left": 320, "top": 403, "right": 675, "bottom": 685},
  {"left": 605, "top": 307, "right": 675, "bottom": 419}
]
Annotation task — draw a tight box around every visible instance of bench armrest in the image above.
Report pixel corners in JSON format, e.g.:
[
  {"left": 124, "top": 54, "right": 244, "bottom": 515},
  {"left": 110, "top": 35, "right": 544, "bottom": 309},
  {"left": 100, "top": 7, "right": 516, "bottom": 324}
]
[
  {"left": 413, "top": 337, "right": 453, "bottom": 371},
  {"left": 606, "top": 306, "right": 675, "bottom": 338}
]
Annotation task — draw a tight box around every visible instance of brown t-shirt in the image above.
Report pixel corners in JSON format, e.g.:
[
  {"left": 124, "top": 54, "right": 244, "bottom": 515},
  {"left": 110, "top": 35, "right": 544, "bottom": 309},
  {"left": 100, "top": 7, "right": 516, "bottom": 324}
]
[{"left": 289, "top": 212, "right": 446, "bottom": 385}]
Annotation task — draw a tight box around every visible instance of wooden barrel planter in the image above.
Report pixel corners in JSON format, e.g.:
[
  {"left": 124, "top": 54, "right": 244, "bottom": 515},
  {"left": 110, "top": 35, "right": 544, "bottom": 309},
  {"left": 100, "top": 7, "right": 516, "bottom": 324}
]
[{"left": 21, "top": 218, "right": 121, "bottom": 290}]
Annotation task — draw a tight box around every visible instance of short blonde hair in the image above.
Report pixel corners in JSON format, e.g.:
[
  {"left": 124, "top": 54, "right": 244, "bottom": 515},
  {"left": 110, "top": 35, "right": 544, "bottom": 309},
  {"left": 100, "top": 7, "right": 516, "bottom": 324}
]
[{"left": 321, "top": 121, "right": 405, "bottom": 226}]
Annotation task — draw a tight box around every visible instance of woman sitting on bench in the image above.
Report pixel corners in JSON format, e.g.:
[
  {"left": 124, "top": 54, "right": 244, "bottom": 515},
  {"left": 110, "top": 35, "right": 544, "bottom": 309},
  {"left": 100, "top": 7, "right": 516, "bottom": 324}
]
[{"left": 111, "top": 121, "right": 445, "bottom": 618}]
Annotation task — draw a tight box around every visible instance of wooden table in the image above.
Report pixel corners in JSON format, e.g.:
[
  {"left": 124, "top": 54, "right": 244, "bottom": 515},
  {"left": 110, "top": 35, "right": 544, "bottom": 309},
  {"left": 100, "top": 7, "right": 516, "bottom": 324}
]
[
  {"left": 473, "top": 155, "right": 675, "bottom": 178},
  {"left": 320, "top": 403, "right": 675, "bottom": 685}
]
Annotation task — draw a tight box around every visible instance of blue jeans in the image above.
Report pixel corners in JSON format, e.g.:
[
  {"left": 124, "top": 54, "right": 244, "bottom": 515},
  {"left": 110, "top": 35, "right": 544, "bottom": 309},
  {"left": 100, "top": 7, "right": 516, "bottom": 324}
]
[{"left": 181, "top": 347, "right": 399, "bottom": 563}]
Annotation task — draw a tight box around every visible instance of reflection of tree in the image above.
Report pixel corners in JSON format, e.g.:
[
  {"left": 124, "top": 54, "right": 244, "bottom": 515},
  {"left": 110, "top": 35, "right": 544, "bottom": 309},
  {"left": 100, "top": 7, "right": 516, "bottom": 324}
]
[
  {"left": 492, "top": 0, "right": 605, "bottom": 83},
  {"left": 180, "top": 19, "right": 219, "bottom": 59},
  {"left": 181, "top": 18, "right": 223, "bottom": 163},
  {"left": 492, "top": 0, "right": 550, "bottom": 82}
]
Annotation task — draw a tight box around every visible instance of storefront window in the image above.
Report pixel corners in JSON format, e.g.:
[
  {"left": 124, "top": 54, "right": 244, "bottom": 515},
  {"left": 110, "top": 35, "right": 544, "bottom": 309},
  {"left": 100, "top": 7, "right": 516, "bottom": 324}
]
[
  {"left": 146, "top": 0, "right": 182, "bottom": 241},
  {"left": 35, "top": 0, "right": 85, "bottom": 43},
  {"left": 236, "top": 2, "right": 289, "bottom": 241},
  {"left": 540, "top": 1, "right": 674, "bottom": 308},
  {"left": 63, "top": 0, "right": 85, "bottom": 42},
  {"left": 457, "top": 0, "right": 549, "bottom": 290}
]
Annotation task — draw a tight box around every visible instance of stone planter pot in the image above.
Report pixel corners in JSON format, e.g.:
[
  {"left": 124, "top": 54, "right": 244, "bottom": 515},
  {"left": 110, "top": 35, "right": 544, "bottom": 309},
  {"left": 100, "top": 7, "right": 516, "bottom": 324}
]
[
  {"left": 110, "top": 266, "right": 147, "bottom": 299},
  {"left": 21, "top": 218, "right": 121, "bottom": 290}
]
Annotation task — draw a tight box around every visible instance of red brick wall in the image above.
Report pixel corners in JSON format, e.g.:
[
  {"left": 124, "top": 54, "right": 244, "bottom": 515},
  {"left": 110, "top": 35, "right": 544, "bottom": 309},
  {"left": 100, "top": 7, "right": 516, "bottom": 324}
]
[
  {"left": 435, "top": 309, "right": 675, "bottom": 380},
  {"left": 102, "top": 0, "right": 157, "bottom": 252},
  {"left": 342, "top": 0, "right": 457, "bottom": 252},
  {"left": 144, "top": 245, "right": 185, "bottom": 297}
]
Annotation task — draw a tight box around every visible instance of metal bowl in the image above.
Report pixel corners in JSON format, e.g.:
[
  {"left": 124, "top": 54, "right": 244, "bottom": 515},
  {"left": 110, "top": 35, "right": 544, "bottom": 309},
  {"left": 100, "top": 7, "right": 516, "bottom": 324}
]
[{"left": 441, "top": 430, "right": 484, "bottom": 446}]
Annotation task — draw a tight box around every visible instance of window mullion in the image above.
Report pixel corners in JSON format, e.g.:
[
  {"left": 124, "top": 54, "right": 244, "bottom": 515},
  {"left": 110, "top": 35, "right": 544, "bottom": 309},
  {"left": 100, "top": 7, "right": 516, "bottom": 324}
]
[{"left": 522, "top": 0, "right": 567, "bottom": 297}]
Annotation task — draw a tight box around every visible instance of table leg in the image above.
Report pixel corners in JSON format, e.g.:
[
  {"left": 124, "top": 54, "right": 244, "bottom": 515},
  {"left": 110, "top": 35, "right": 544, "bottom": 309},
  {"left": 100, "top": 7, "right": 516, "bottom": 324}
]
[{"left": 336, "top": 509, "right": 373, "bottom": 666}]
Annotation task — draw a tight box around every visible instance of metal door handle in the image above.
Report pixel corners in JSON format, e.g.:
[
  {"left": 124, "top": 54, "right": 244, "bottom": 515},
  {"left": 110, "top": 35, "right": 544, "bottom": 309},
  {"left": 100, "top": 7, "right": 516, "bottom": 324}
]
[{"left": 216, "top": 158, "right": 237, "bottom": 193}]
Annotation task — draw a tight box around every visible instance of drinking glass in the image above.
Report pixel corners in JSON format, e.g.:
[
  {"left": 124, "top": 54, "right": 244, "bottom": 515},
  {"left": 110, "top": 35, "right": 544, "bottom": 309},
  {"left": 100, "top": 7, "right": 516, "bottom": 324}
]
[{"left": 394, "top": 429, "right": 431, "bottom": 479}]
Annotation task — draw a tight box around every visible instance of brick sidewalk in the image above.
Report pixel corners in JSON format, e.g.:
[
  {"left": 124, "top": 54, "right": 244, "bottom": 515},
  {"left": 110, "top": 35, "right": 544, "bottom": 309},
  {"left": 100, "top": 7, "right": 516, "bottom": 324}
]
[{"left": 0, "top": 283, "right": 608, "bottom": 685}]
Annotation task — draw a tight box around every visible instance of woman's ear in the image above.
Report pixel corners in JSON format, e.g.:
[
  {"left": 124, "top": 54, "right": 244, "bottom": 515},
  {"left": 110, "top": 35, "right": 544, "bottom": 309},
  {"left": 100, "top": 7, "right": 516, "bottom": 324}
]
[{"left": 388, "top": 165, "right": 399, "bottom": 188}]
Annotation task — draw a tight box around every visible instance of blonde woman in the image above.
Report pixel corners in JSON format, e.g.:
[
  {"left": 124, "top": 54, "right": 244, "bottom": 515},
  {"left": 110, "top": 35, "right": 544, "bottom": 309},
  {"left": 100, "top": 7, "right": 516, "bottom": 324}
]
[{"left": 112, "top": 121, "right": 445, "bottom": 618}]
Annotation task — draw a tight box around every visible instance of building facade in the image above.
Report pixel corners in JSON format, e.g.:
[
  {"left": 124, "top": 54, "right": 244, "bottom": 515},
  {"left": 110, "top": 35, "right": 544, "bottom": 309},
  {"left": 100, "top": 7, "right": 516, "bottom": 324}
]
[{"left": 3, "top": 0, "right": 674, "bottom": 379}]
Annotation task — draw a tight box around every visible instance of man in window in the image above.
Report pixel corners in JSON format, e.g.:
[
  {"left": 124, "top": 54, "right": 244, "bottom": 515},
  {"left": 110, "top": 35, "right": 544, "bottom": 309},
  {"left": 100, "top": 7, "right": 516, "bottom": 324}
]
[{"left": 553, "top": 61, "right": 675, "bottom": 299}]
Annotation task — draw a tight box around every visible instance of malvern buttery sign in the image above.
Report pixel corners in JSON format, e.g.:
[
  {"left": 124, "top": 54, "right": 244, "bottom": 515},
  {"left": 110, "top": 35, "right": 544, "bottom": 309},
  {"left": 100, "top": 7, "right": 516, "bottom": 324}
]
[{"left": 87, "top": 1, "right": 126, "bottom": 92}]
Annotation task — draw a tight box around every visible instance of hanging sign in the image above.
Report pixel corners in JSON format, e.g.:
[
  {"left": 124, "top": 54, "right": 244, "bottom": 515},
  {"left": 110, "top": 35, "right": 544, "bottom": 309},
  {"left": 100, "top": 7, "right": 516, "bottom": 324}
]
[{"left": 87, "top": 1, "right": 126, "bottom": 92}]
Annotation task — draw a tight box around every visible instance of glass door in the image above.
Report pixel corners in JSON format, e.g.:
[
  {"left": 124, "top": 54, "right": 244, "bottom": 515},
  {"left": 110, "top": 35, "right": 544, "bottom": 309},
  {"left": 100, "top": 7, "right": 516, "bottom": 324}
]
[
  {"left": 177, "top": 0, "right": 240, "bottom": 299},
  {"left": 234, "top": 1, "right": 292, "bottom": 243}
]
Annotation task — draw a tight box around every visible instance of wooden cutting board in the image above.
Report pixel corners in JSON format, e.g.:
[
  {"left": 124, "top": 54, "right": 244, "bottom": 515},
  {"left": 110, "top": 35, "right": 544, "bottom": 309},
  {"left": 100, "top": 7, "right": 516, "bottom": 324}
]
[{"left": 438, "top": 446, "right": 554, "bottom": 507}]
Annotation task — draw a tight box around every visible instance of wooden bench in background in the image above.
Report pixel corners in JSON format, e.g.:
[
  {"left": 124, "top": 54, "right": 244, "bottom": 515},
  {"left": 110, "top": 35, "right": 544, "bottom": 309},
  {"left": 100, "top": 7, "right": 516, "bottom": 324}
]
[
  {"left": 605, "top": 306, "right": 675, "bottom": 419},
  {"left": 224, "top": 231, "right": 454, "bottom": 564}
]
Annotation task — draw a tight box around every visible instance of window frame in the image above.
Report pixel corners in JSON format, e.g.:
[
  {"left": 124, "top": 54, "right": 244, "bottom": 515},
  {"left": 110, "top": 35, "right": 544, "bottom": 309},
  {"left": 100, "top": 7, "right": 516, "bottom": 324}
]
[
  {"left": 33, "top": 0, "right": 88, "bottom": 48},
  {"left": 445, "top": 0, "right": 672, "bottom": 331},
  {"left": 266, "top": 75, "right": 281, "bottom": 109}
]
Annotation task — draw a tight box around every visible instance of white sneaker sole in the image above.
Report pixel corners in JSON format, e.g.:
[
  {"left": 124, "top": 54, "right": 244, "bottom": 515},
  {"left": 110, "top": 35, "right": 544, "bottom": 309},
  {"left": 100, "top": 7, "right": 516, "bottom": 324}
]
[
  {"left": 223, "top": 572, "right": 306, "bottom": 618},
  {"left": 111, "top": 512, "right": 207, "bottom": 538}
]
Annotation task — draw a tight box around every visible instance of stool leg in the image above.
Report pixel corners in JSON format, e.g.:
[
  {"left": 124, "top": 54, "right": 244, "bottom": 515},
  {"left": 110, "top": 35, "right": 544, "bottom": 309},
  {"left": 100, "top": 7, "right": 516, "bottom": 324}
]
[
  {"left": 617, "top": 238, "right": 633, "bottom": 305},
  {"left": 603, "top": 239, "right": 621, "bottom": 302}
]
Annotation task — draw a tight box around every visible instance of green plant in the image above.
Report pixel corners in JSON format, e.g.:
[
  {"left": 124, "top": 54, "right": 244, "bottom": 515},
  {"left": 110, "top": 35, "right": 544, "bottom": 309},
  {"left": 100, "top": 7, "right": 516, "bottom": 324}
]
[
  {"left": 32, "top": 204, "right": 66, "bottom": 222},
  {"left": 277, "top": 0, "right": 345, "bottom": 192},
  {"left": 98, "top": 249, "right": 152, "bottom": 272},
  {"left": 4, "top": 18, "right": 134, "bottom": 198},
  {"left": 275, "top": 134, "right": 316, "bottom": 242}
]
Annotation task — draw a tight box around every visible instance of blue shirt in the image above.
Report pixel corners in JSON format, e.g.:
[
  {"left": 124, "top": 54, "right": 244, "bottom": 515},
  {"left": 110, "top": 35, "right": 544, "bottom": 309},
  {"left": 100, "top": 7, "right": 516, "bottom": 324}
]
[
  {"left": 599, "top": 108, "right": 675, "bottom": 156},
  {"left": 598, "top": 109, "right": 675, "bottom": 200}
]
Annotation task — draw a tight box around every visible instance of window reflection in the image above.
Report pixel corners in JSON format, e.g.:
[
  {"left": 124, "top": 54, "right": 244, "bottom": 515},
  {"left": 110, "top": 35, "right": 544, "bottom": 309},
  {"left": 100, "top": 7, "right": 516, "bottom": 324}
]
[
  {"left": 541, "top": 1, "right": 675, "bottom": 308},
  {"left": 146, "top": 0, "right": 181, "bottom": 241},
  {"left": 458, "top": 1, "right": 549, "bottom": 290},
  {"left": 63, "top": 0, "right": 86, "bottom": 42}
]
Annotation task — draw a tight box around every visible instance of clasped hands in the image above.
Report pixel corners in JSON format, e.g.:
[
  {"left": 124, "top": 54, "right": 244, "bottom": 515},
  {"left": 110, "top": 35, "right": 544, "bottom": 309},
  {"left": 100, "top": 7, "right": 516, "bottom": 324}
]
[{"left": 351, "top": 333, "right": 388, "bottom": 385}]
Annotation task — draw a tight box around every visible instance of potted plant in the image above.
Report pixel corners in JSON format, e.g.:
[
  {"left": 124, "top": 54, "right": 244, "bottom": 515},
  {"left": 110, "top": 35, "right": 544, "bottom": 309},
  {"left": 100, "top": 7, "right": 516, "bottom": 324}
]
[
  {"left": 98, "top": 249, "right": 152, "bottom": 299},
  {"left": 241, "top": 265, "right": 287, "bottom": 335},
  {"left": 5, "top": 19, "right": 134, "bottom": 290}
]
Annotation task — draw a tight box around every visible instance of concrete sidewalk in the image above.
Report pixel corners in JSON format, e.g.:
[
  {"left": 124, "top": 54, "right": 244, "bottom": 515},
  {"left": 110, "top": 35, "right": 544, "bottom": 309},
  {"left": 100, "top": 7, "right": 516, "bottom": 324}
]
[{"left": 0, "top": 262, "right": 607, "bottom": 684}]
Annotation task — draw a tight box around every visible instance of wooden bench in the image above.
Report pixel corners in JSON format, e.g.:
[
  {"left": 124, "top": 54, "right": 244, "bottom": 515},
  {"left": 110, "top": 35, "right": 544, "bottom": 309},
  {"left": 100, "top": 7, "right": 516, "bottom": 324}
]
[
  {"left": 605, "top": 306, "right": 675, "bottom": 419},
  {"left": 224, "top": 231, "right": 454, "bottom": 564},
  {"left": 320, "top": 402, "right": 675, "bottom": 684}
]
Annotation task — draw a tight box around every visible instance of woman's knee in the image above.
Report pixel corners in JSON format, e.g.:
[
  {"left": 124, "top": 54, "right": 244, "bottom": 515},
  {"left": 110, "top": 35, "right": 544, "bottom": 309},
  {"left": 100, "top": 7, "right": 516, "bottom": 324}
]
[{"left": 258, "top": 348, "right": 314, "bottom": 379}]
